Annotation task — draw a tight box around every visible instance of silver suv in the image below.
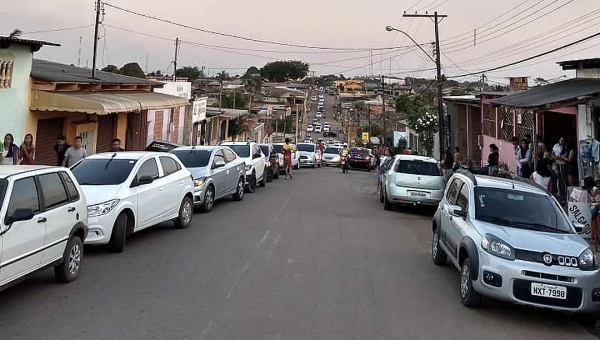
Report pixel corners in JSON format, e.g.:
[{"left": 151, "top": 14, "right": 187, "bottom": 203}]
[{"left": 432, "top": 171, "right": 600, "bottom": 321}]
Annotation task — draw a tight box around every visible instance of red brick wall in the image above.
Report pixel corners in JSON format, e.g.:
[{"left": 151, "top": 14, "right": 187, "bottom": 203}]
[{"left": 154, "top": 111, "right": 164, "bottom": 140}]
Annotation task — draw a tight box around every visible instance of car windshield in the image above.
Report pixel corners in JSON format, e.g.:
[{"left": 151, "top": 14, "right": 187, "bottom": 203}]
[
  {"left": 171, "top": 149, "right": 211, "bottom": 168},
  {"left": 324, "top": 147, "right": 340, "bottom": 154},
  {"left": 474, "top": 187, "right": 573, "bottom": 234},
  {"left": 0, "top": 179, "right": 7, "bottom": 209},
  {"left": 395, "top": 160, "right": 440, "bottom": 176},
  {"left": 297, "top": 144, "right": 315, "bottom": 152},
  {"left": 228, "top": 145, "right": 250, "bottom": 158},
  {"left": 259, "top": 145, "right": 270, "bottom": 156},
  {"left": 350, "top": 148, "right": 369, "bottom": 155},
  {"left": 273, "top": 144, "right": 283, "bottom": 154},
  {"left": 71, "top": 158, "right": 137, "bottom": 185}
]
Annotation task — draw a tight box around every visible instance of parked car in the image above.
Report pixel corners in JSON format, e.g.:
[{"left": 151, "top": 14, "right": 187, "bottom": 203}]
[
  {"left": 315, "top": 125, "right": 322, "bottom": 133},
  {"left": 347, "top": 147, "right": 374, "bottom": 171},
  {"left": 432, "top": 171, "right": 600, "bottom": 323},
  {"left": 221, "top": 141, "right": 268, "bottom": 193},
  {"left": 273, "top": 143, "right": 300, "bottom": 171},
  {"left": 323, "top": 126, "right": 330, "bottom": 132},
  {"left": 381, "top": 154, "right": 445, "bottom": 210},
  {"left": 0, "top": 166, "right": 88, "bottom": 290},
  {"left": 316, "top": 112, "right": 323, "bottom": 118},
  {"left": 71, "top": 152, "right": 194, "bottom": 252},
  {"left": 171, "top": 146, "right": 246, "bottom": 212},
  {"left": 307, "top": 124, "right": 314, "bottom": 132},
  {"left": 311, "top": 96, "right": 317, "bottom": 101},
  {"left": 323, "top": 146, "right": 342, "bottom": 166},
  {"left": 259, "top": 144, "right": 280, "bottom": 181},
  {"left": 297, "top": 143, "right": 322, "bottom": 168}
]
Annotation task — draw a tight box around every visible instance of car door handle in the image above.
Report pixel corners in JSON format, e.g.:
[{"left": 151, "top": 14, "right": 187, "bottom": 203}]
[
  {"left": 37, "top": 217, "right": 47, "bottom": 223},
  {"left": 68, "top": 207, "right": 76, "bottom": 212}
]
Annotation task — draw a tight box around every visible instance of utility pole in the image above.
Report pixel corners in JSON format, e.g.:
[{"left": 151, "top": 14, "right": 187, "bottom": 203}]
[
  {"left": 77, "top": 37, "right": 82, "bottom": 67},
  {"left": 381, "top": 75, "right": 386, "bottom": 147},
  {"left": 91, "top": 0, "right": 101, "bottom": 78},
  {"left": 173, "top": 38, "right": 180, "bottom": 81},
  {"left": 219, "top": 70, "right": 223, "bottom": 111},
  {"left": 403, "top": 11, "right": 448, "bottom": 159}
]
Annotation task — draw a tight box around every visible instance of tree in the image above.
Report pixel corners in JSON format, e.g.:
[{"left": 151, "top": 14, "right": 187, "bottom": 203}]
[
  {"left": 221, "top": 92, "right": 248, "bottom": 109},
  {"left": 118, "top": 62, "right": 145, "bottom": 78},
  {"left": 101, "top": 65, "right": 119, "bottom": 73},
  {"left": 275, "top": 117, "right": 294, "bottom": 134},
  {"left": 176, "top": 66, "right": 204, "bottom": 82},
  {"left": 228, "top": 116, "right": 248, "bottom": 138},
  {"left": 533, "top": 77, "right": 548, "bottom": 87},
  {"left": 217, "top": 71, "right": 231, "bottom": 81},
  {"left": 147, "top": 70, "right": 163, "bottom": 77},
  {"left": 261, "top": 60, "right": 309, "bottom": 82},
  {"left": 242, "top": 66, "right": 262, "bottom": 94},
  {"left": 450, "top": 89, "right": 468, "bottom": 96},
  {"left": 360, "top": 124, "right": 382, "bottom": 138}
]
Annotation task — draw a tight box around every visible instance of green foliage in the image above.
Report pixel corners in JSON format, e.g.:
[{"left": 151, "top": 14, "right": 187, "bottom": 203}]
[
  {"left": 101, "top": 65, "right": 119, "bottom": 73},
  {"left": 118, "top": 62, "right": 145, "bottom": 78},
  {"left": 395, "top": 93, "right": 437, "bottom": 156},
  {"left": 261, "top": 60, "right": 309, "bottom": 82},
  {"left": 242, "top": 66, "right": 262, "bottom": 94},
  {"left": 227, "top": 116, "right": 248, "bottom": 137},
  {"left": 221, "top": 92, "right": 248, "bottom": 109},
  {"left": 275, "top": 117, "right": 294, "bottom": 134},
  {"left": 176, "top": 66, "right": 204, "bottom": 82},
  {"left": 450, "top": 89, "right": 468, "bottom": 96}
]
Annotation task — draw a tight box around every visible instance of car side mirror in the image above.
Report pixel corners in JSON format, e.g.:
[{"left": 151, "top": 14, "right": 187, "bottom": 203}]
[
  {"left": 253, "top": 153, "right": 262, "bottom": 159},
  {"left": 7, "top": 208, "right": 35, "bottom": 226},
  {"left": 213, "top": 160, "right": 226, "bottom": 169},
  {"left": 573, "top": 222, "right": 585, "bottom": 234},
  {"left": 136, "top": 175, "right": 154, "bottom": 186},
  {"left": 448, "top": 205, "right": 467, "bottom": 219}
]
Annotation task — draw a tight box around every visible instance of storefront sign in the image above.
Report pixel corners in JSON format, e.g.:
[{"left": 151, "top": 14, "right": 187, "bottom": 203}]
[
  {"left": 568, "top": 202, "right": 592, "bottom": 239},
  {"left": 192, "top": 98, "right": 207, "bottom": 123}
]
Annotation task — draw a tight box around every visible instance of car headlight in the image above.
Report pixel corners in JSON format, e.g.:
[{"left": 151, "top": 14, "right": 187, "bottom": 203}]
[
  {"left": 579, "top": 248, "right": 599, "bottom": 271},
  {"left": 88, "top": 199, "right": 120, "bottom": 217},
  {"left": 481, "top": 234, "right": 515, "bottom": 260},
  {"left": 245, "top": 164, "right": 252, "bottom": 171},
  {"left": 194, "top": 177, "right": 206, "bottom": 187}
]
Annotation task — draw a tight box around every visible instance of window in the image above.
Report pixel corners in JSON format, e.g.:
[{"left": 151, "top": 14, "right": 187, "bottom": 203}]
[
  {"left": 38, "top": 173, "right": 69, "bottom": 210},
  {"left": 259, "top": 145, "right": 270, "bottom": 157},
  {"left": 172, "top": 150, "right": 211, "bottom": 168},
  {"left": 6, "top": 177, "right": 39, "bottom": 224},
  {"left": 253, "top": 145, "right": 262, "bottom": 156},
  {"left": 72, "top": 159, "right": 137, "bottom": 185},
  {"left": 59, "top": 172, "right": 80, "bottom": 202},
  {"left": 395, "top": 160, "right": 441, "bottom": 176},
  {"left": 445, "top": 179, "right": 461, "bottom": 204},
  {"left": 456, "top": 184, "right": 470, "bottom": 211},
  {"left": 136, "top": 158, "right": 159, "bottom": 182},
  {"left": 160, "top": 156, "right": 180, "bottom": 176},
  {"left": 213, "top": 150, "right": 226, "bottom": 166},
  {"left": 297, "top": 144, "right": 315, "bottom": 152},
  {"left": 228, "top": 145, "right": 250, "bottom": 158},
  {"left": 223, "top": 148, "right": 237, "bottom": 162}
]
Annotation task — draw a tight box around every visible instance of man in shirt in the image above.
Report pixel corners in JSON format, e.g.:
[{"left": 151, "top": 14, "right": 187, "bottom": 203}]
[
  {"left": 62, "top": 136, "right": 87, "bottom": 167},
  {"left": 112, "top": 138, "right": 125, "bottom": 152},
  {"left": 53, "top": 135, "right": 70, "bottom": 166}
]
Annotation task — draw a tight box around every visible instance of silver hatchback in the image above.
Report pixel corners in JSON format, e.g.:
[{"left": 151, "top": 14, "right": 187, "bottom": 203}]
[
  {"left": 432, "top": 171, "right": 600, "bottom": 321},
  {"left": 381, "top": 155, "right": 445, "bottom": 210}
]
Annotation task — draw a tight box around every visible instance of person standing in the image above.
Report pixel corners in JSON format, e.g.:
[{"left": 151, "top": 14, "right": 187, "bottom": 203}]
[
  {"left": 20, "top": 133, "right": 35, "bottom": 165},
  {"left": 62, "top": 136, "right": 87, "bottom": 167},
  {"left": 282, "top": 138, "right": 295, "bottom": 180},
  {"left": 0, "top": 133, "right": 20, "bottom": 165},
  {"left": 111, "top": 138, "right": 125, "bottom": 152},
  {"left": 566, "top": 140, "right": 578, "bottom": 186},
  {"left": 517, "top": 139, "right": 532, "bottom": 178},
  {"left": 376, "top": 149, "right": 391, "bottom": 194},
  {"left": 487, "top": 144, "right": 500, "bottom": 176},
  {"left": 54, "top": 135, "right": 70, "bottom": 166}
]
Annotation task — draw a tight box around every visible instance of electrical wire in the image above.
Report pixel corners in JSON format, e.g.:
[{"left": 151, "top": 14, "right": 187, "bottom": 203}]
[
  {"left": 103, "top": 2, "right": 424, "bottom": 52},
  {"left": 416, "top": 0, "right": 443, "bottom": 12},
  {"left": 16, "top": 24, "right": 94, "bottom": 35}
]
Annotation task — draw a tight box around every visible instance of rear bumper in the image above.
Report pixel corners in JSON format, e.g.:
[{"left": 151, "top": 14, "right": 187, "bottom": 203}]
[
  {"left": 348, "top": 159, "right": 371, "bottom": 168},
  {"left": 387, "top": 185, "right": 444, "bottom": 206}
]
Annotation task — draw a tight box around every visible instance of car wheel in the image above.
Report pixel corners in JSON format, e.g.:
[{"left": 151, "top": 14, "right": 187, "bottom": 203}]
[
  {"left": 232, "top": 177, "right": 245, "bottom": 201},
  {"left": 266, "top": 168, "right": 274, "bottom": 183},
  {"left": 312, "top": 159, "right": 316, "bottom": 168},
  {"left": 432, "top": 226, "right": 447, "bottom": 265},
  {"left": 200, "top": 185, "right": 215, "bottom": 213},
  {"left": 273, "top": 166, "right": 280, "bottom": 179},
  {"left": 383, "top": 187, "right": 393, "bottom": 211},
  {"left": 259, "top": 168, "right": 267, "bottom": 187},
  {"left": 460, "top": 258, "right": 482, "bottom": 307},
  {"left": 175, "top": 196, "right": 193, "bottom": 229},
  {"left": 578, "top": 313, "right": 599, "bottom": 327},
  {"left": 54, "top": 236, "right": 83, "bottom": 283},
  {"left": 109, "top": 213, "right": 127, "bottom": 253},
  {"left": 246, "top": 172, "right": 257, "bottom": 193},
  {"left": 295, "top": 162, "right": 300, "bottom": 170}
]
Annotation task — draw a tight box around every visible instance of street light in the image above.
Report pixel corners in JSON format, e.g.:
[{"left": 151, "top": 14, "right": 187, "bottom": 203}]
[{"left": 385, "top": 26, "right": 435, "bottom": 63}]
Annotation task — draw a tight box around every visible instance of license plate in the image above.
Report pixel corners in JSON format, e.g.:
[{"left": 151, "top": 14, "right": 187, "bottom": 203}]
[
  {"left": 408, "top": 191, "right": 429, "bottom": 198},
  {"left": 530, "top": 282, "right": 567, "bottom": 299}
]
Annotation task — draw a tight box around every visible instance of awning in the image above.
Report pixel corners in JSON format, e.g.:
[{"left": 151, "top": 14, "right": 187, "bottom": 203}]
[{"left": 30, "top": 91, "right": 190, "bottom": 115}]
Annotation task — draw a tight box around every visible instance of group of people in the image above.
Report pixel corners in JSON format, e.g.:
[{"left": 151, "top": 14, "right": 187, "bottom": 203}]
[{"left": 0, "top": 133, "right": 126, "bottom": 167}]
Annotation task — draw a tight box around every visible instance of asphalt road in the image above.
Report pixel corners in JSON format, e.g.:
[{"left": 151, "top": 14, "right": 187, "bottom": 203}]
[{"left": 0, "top": 166, "right": 596, "bottom": 340}]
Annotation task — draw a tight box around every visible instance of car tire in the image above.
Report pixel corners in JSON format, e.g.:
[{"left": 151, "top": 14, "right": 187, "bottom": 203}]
[
  {"left": 273, "top": 167, "right": 280, "bottom": 179},
  {"left": 432, "top": 227, "right": 447, "bottom": 265},
  {"left": 200, "top": 185, "right": 215, "bottom": 213},
  {"left": 109, "top": 213, "right": 127, "bottom": 253},
  {"left": 383, "top": 188, "right": 393, "bottom": 211},
  {"left": 174, "top": 196, "right": 193, "bottom": 229},
  {"left": 266, "top": 168, "right": 274, "bottom": 183},
  {"left": 259, "top": 168, "right": 267, "bottom": 187},
  {"left": 295, "top": 162, "right": 300, "bottom": 170},
  {"left": 232, "top": 177, "right": 245, "bottom": 201},
  {"left": 54, "top": 236, "right": 83, "bottom": 283},
  {"left": 312, "top": 159, "right": 316, "bottom": 168},
  {"left": 246, "top": 172, "right": 257, "bottom": 193},
  {"left": 460, "top": 258, "right": 482, "bottom": 307}
]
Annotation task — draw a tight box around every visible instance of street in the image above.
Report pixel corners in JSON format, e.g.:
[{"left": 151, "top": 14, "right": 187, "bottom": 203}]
[{"left": 0, "top": 167, "right": 594, "bottom": 340}]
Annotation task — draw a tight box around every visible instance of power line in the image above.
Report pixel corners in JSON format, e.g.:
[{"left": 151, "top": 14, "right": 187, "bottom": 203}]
[
  {"left": 103, "top": 2, "right": 424, "bottom": 52},
  {"left": 15, "top": 24, "right": 94, "bottom": 35},
  {"left": 447, "top": 31, "right": 600, "bottom": 78}
]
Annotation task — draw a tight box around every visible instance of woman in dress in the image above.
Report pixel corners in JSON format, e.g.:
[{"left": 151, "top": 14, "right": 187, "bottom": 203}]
[
  {"left": 20, "top": 133, "right": 35, "bottom": 165},
  {"left": 0, "top": 133, "right": 20, "bottom": 165}
]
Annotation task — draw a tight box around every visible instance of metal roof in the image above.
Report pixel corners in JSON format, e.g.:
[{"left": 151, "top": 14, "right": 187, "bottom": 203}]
[
  {"left": 558, "top": 58, "right": 600, "bottom": 70},
  {"left": 490, "top": 78, "right": 600, "bottom": 108},
  {"left": 0, "top": 36, "right": 60, "bottom": 52},
  {"left": 31, "top": 59, "right": 161, "bottom": 85}
]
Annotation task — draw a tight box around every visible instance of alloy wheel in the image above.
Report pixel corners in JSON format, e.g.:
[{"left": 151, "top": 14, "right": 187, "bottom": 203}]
[
  {"left": 460, "top": 263, "right": 470, "bottom": 298},
  {"left": 68, "top": 243, "right": 81, "bottom": 276},
  {"left": 182, "top": 200, "right": 192, "bottom": 225}
]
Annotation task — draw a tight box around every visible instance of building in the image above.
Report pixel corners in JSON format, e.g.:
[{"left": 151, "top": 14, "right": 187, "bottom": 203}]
[
  {"left": 334, "top": 79, "right": 364, "bottom": 93},
  {"left": 147, "top": 81, "right": 191, "bottom": 146},
  {"left": 28, "top": 59, "right": 188, "bottom": 164},
  {"left": 0, "top": 36, "right": 59, "bottom": 143}
]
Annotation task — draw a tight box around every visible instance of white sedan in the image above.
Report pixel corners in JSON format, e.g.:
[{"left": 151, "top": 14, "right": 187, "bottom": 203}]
[
  {"left": 307, "top": 124, "right": 314, "bottom": 132},
  {"left": 311, "top": 96, "right": 317, "bottom": 101},
  {"left": 315, "top": 125, "right": 322, "bottom": 133}
]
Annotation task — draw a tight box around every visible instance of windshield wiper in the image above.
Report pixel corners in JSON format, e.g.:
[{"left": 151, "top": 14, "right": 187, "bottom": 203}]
[{"left": 479, "top": 216, "right": 569, "bottom": 233}]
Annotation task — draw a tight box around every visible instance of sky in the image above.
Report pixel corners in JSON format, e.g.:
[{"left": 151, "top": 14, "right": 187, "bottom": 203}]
[{"left": 3, "top": 0, "right": 600, "bottom": 84}]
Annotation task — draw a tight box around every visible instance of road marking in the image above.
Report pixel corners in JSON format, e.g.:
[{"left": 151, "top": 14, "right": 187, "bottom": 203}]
[
  {"left": 255, "top": 229, "right": 271, "bottom": 250},
  {"left": 226, "top": 261, "right": 250, "bottom": 299},
  {"left": 200, "top": 319, "right": 214, "bottom": 340}
]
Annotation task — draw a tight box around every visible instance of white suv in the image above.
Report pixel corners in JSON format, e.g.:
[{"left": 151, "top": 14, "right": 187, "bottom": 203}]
[
  {"left": 221, "top": 142, "right": 268, "bottom": 193},
  {"left": 0, "top": 166, "right": 88, "bottom": 289},
  {"left": 71, "top": 152, "right": 194, "bottom": 252}
]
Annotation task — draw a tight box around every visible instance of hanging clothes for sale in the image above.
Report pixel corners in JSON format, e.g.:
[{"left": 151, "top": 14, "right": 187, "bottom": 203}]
[{"left": 579, "top": 136, "right": 600, "bottom": 186}]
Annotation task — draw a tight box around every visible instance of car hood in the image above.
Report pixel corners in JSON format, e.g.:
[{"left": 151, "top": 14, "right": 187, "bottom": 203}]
[
  {"left": 299, "top": 151, "right": 315, "bottom": 157},
  {"left": 80, "top": 185, "right": 122, "bottom": 206},
  {"left": 473, "top": 220, "right": 589, "bottom": 256},
  {"left": 188, "top": 167, "right": 208, "bottom": 179}
]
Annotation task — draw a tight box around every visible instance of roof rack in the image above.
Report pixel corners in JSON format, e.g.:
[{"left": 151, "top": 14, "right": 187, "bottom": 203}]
[
  {"left": 510, "top": 175, "right": 549, "bottom": 193},
  {"left": 455, "top": 169, "right": 478, "bottom": 186}
]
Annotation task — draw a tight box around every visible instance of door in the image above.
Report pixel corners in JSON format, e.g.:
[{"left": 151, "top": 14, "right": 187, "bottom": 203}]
[
  {"left": 35, "top": 118, "right": 64, "bottom": 165},
  {"left": 445, "top": 182, "right": 471, "bottom": 259},
  {"left": 37, "top": 172, "right": 72, "bottom": 263},
  {"left": 96, "top": 114, "right": 116, "bottom": 153},
  {"left": 159, "top": 155, "right": 185, "bottom": 217},
  {"left": 0, "top": 177, "right": 44, "bottom": 283},
  {"left": 223, "top": 148, "right": 241, "bottom": 194},
  {"left": 440, "top": 178, "right": 462, "bottom": 259},
  {"left": 132, "top": 157, "right": 163, "bottom": 229},
  {"left": 211, "top": 149, "right": 229, "bottom": 198}
]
